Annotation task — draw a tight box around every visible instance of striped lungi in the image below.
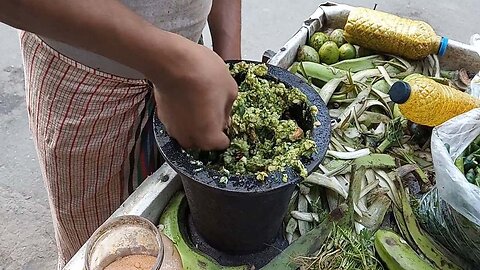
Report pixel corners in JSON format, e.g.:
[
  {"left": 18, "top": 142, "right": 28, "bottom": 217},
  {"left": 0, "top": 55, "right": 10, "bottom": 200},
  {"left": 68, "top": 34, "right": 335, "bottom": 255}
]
[{"left": 19, "top": 31, "right": 162, "bottom": 268}]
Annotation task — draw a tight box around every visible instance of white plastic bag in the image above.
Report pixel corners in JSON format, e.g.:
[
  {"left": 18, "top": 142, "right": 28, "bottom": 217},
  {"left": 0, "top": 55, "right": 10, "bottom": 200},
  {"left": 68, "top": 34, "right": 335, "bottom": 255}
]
[
  {"left": 431, "top": 108, "right": 480, "bottom": 226},
  {"left": 470, "top": 73, "right": 480, "bottom": 99}
]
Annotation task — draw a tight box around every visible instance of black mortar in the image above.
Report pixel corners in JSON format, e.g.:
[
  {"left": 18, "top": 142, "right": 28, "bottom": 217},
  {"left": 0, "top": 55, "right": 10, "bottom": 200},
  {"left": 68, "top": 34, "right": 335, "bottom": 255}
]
[
  {"left": 154, "top": 60, "right": 331, "bottom": 255},
  {"left": 187, "top": 206, "right": 289, "bottom": 267}
]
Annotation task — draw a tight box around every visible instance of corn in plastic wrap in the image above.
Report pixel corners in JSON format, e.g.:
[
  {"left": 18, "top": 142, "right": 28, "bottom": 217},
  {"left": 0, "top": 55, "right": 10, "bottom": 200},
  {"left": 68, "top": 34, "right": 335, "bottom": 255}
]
[{"left": 344, "top": 8, "right": 442, "bottom": 60}]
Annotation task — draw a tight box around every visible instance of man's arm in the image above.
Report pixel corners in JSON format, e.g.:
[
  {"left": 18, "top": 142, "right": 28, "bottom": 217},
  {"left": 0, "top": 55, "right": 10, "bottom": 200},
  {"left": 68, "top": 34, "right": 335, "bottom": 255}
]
[
  {"left": 0, "top": 0, "right": 237, "bottom": 150},
  {"left": 208, "top": 0, "right": 242, "bottom": 60},
  {"left": 1, "top": 0, "right": 181, "bottom": 77}
]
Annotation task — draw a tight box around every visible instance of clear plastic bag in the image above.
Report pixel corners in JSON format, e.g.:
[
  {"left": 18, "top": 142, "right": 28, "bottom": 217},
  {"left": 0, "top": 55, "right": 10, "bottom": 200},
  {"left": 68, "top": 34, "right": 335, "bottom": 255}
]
[
  {"left": 417, "top": 108, "right": 480, "bottom": 265},
  {"left": 469, "top": 73, "right": 480, "bottom": 99},
  {"left": 418, "top": 189, "right": 480, "bottom": 266}
]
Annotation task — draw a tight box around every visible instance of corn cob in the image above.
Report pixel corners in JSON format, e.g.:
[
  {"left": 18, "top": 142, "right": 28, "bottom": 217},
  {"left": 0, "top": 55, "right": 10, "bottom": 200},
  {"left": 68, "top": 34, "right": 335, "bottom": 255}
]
[{"left": 344, "top": 8, "right": 441, "bottom": 60}]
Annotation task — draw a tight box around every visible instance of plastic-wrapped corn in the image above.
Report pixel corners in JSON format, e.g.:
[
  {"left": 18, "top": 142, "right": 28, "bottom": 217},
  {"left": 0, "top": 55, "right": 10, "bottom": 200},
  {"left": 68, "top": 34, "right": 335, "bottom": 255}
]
[
  {"left": 344, "top": 8, "right": 447, "bottom": 60},
  {"left": 389, "top": 74, "right": 480, "bottom": 126}
]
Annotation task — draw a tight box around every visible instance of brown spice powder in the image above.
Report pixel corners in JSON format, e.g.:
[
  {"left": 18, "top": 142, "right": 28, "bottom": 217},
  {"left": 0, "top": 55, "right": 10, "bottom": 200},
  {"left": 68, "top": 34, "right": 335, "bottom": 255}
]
[{"left": 104, "top": 254, "right": 157, "bottom": 270}]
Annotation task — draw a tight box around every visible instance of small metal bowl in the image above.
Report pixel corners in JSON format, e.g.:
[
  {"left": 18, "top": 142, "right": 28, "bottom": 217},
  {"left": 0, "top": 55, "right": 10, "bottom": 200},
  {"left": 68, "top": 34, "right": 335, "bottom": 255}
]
[{"left": 84, "top": 215, "right": 164, "bottom": 270}]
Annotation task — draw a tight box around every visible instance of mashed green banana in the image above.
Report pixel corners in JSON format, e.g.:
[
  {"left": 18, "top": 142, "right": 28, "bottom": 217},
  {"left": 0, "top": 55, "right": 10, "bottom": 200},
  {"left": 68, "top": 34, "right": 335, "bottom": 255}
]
[{"left": 198, "top": 62, "right": 317, "bottom": 182}]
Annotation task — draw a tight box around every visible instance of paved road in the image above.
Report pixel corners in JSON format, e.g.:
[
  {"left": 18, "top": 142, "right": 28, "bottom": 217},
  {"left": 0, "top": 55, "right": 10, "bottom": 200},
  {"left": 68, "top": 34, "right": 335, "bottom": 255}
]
[{"left": 0, "top": 1, "right": 478, "bottom": 269}]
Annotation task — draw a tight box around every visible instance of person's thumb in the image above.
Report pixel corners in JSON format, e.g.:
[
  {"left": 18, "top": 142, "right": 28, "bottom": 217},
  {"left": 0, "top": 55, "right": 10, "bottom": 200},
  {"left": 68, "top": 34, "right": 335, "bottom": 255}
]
[{"left": 200, "top": 131, "right": 230, "bottom": 151}]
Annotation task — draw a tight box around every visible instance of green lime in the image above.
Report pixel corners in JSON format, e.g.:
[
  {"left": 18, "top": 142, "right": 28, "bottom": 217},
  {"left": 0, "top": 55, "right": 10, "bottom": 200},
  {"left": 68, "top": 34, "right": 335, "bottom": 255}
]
[
  {"left": 296, "top": 45, "right": 320, "bottom": 63},
  {"left": 329, "top": 29, "right": 346, "bottom": 47},
  {"left": 339, "top": 43, "right": 356, "bottom": 60},
  {"left": 308, "top": 32, "right": 329, "bottom": 51},
  {"left": 319, "top": 41, "right": 339, "bottom": 65}
]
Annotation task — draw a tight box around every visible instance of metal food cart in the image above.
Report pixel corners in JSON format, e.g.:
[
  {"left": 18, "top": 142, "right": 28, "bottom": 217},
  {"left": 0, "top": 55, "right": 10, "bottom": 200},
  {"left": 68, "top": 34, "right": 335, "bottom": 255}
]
[{"left": 65, "top": 2, "right": 480, "bottom": 269}]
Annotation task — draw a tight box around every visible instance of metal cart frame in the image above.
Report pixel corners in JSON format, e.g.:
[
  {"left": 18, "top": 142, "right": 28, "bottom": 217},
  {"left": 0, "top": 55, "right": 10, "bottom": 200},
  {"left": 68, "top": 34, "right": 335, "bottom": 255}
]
[{"left": 65, "top": 2, "right": 480, "bottom": 268}]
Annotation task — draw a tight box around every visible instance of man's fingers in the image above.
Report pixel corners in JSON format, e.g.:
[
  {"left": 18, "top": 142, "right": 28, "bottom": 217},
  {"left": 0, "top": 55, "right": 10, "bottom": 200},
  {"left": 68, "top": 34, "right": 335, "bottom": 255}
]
[
  {"left": 224, "top": 79, "right": 238, "bottom": 116},
  {"left": 197, "top": 130, "right": 230, "bottom": 151},
  {"left": 171, "top": 127, "right": 230, "bottom": 151}
]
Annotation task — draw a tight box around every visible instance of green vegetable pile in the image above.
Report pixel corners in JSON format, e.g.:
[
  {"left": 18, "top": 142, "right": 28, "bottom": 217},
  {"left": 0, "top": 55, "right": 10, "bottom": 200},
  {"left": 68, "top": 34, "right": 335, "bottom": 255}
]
[
  {"left": 196, "top": 62, "right": 317, "bottom": 181},
  {"left": 455, "top": 134, "right": 480, "bottom": 186},
  {"left": 275, "top": 27, "right": 475, "bottom": 270}
]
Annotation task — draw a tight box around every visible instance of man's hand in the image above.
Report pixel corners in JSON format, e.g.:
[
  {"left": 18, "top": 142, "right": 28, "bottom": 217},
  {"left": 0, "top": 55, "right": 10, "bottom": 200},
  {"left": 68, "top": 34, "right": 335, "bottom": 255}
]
[{"left": 152, "top": 41, "right": 238, "bottom": 150}]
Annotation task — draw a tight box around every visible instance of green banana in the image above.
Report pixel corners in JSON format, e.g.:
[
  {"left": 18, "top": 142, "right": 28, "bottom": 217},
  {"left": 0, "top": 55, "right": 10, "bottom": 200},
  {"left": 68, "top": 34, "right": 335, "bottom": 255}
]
[
  {"left": 375, "top": 230, "right": 435, "bottom": 270},
  {"left": 300, "top": 62, "right": 347, "bottom": 82},
  {"left": 399, "top": 184, "right": 462, "bottom": 270},
  {"left": 159, "top": 192, "right": 248, "bottom": 270}
]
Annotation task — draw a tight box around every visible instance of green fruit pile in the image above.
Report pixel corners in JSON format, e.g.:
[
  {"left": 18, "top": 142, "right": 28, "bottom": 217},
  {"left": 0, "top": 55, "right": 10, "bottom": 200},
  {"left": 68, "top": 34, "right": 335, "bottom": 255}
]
[{"left": 297, "top": 28, "right": 366, "bottom": 65}]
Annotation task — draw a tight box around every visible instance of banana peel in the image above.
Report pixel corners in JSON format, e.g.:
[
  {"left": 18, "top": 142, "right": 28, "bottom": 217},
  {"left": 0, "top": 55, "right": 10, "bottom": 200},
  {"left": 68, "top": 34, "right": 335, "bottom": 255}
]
[
  {"left": 354, "top": 154, "right": 396, "bottom": 169},
  {"left": 262, "top": 165, "right": 361, "bottom": 270},
  {"left": 159, "top": 192, "right": 248, "bottom": 270},
  {"left": 260, "top": 218, "right": 333, "bottom": 270},
  {"left": 392, "top": 206, "right": 414, "bottom": 246},
  {"left": 395, "top": 179, "right": 462, "bottom": 270}
]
